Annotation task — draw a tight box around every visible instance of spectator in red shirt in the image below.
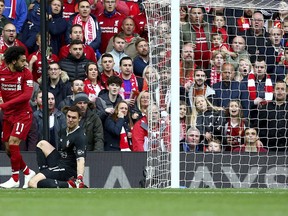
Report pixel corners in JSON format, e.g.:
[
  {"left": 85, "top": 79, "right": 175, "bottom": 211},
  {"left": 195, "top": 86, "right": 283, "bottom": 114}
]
[
  {"left": 181, "top": 6, "right": 211, "bottom": 68},
  {"left": 66, "top": 0, "right": 101, "bottom": 54},
  {"left": 97, "top": 0, "right": 126, "bottom": 54},
  {"left": 83, "top": 62, "right": 105, "bottom": 102},
  {"left": 59, "top": 24, "right": 97, "bottom": 62},
  {"left": 91, "top": 0, "right": 129, "bottom": 17},
  {"left": 0, "top": 23, "right": 29, "bottom": 57},
  {"left": 223, "top": 100, "right": 247, "bottom": 151},
  {"left": 28, "top": 33, "right": 59, "bottom": 83},
  {"left": 62, "top": 0, "right": 78, "bottom": 20},
  {"left": 211, "top": 14, "right": 228, "bottom": 44},
  {"left": 233, "top": 128, "right": 267, "bottom": 153},
  {"left": 100, "top": 53, "right": 119, "bottom": 88},
  {"left": 208, "top": 50, "right": 226, "bottom": 86}
]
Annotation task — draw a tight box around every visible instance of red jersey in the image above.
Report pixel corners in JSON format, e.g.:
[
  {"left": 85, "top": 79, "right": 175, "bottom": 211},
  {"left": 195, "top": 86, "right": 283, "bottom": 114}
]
[
  {"left": 98, "top": 11, "right": 126, "bottom": 54},
  {"left": 125, "top": 1, "right": 140, "bottom": 17},
  {"left": 236, "top": 17, "right": 251, "bottom": 32},
  {"left": 134, "top": 12, "right": 147, "bottom": 40},
  {"left": 132, "top": 115, "right": 148, "bottom": 152},
  {"left": 179, "top": 61, "right": 197, "bottom": 87},
  {"left": 63, "top": 0, "right": 77, "bottom": 20},
  {"left": 0, "top": 66, "right": 33, "bottom": 115},
  {"left": 192, "top": 25, "right": 210, "bottom": 68},
  {"left": 58, "top": 44, "right": 97, "bottom": 62},
  {"left": 224, "top": 119, "right": 246, "bottom": 151},
  {"left": 211, "top": 26, "right": 228, "bottom": 44},
  {"left": 100, "top": 70, "right": 119, "bottom": 89},
  {"left": 27, "top": 51, "right": 59, "bottom": 82},
  {"left": 0, "top": 37, "right": 29, "bottom": 57}
]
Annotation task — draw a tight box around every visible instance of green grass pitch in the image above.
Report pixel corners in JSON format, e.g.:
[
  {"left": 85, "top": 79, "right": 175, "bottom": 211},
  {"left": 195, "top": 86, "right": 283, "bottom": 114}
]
[{"left": 0, "top": 189, "right": 287, "bottom": 216}]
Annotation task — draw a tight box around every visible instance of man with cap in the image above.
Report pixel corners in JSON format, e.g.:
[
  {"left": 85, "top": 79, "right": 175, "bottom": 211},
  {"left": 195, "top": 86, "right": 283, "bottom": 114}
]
[{"left": 73, "top": 92, "right": 104, "bottom": 151}]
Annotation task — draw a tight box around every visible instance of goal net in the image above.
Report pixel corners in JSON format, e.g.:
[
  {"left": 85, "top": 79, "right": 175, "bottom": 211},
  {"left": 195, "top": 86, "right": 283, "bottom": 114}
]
[{"left": 144, "top": 0, "right": 288, "bottom": 188}]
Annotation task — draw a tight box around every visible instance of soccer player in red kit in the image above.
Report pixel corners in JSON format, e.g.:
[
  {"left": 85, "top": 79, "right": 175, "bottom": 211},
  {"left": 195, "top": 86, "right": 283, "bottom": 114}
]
[{"left": 0, "top": 46, "right": 35, "bottom": 188}]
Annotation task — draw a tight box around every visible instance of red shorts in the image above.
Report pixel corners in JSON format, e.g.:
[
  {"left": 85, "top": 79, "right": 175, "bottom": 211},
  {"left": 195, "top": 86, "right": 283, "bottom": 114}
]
[{"left": 1, "top": 112, "right": 32, "bottom": 142}]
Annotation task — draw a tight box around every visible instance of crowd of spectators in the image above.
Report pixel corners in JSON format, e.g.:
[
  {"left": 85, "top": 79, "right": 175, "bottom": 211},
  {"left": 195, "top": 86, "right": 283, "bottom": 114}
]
[
  {"left": 179, "top": 2, "right": 288, "bottom": 153},
  {"left": 0, "top": 0, "right": 287, "bottom": 153}
]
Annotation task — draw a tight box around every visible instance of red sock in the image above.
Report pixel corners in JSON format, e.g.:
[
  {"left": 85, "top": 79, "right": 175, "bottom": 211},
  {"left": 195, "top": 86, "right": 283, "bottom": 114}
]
[
  {"left": 9, "top": 145, "right": 21, "bottom": 182},
  {"left": 22, "top": 165, "right": 30, "bottom": 175},
  {"left": 12, "top": 172, "right": 19, "bottom": 182}
]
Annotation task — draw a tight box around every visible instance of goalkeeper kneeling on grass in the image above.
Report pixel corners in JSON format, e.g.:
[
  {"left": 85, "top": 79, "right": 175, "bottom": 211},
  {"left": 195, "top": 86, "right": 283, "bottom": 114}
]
[{"left": 28, "top": 106, "right": 87, "bottom": 188}]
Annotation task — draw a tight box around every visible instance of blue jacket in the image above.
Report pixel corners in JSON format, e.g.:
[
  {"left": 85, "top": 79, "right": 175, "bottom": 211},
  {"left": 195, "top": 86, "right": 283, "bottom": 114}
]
[
  {"left": 133, "top": 55, "right": 149, "bottom": 77},
  {"left": 104, "top": 115, "right": 131, "bottom": 151},
  {"left": 3, "top": 0, "right": 28, "bottom": 33},
  {"left": 212, "top": 81, "right": 240, "bottom": 108},
  {"left": 48, "top": 11, "right": 67, "bottom": 55}
]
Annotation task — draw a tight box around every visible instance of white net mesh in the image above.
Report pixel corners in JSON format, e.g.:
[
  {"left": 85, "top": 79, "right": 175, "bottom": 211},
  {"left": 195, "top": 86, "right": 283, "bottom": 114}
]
[{"left": 144, "top": 0, "right": 288, "bottom": 188}]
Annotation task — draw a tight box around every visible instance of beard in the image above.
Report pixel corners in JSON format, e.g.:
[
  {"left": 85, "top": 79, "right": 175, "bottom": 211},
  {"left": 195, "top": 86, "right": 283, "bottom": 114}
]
[{"left": 14, "top": 64, "right": 23, "bottom": 72}]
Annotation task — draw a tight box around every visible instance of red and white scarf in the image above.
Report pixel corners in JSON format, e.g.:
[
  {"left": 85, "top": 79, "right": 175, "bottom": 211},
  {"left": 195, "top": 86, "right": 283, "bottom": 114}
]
[
  {"left": 119, "top": 73, "right": 139, "bottom": 99},
  {"left": 73, "top": 14, "right": 97, "bottom": 45},
  {"left": 119, "top": 127, "right": 131, "bottom": 151},
  {"left": 247, "top": 72, "right": 273, "bottom": 101},
  {"left": 9, "top": 0, "right": 17, "bottom": 19},
  {"left": 210, "top": 66, "right": 222, "bottom": 86},
  {"left": 83, "top": 78, "right": 104, "bottom": 101}
]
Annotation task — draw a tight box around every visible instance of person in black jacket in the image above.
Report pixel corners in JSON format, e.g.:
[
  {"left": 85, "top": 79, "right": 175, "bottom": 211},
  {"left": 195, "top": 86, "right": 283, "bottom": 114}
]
[
  {"left": 95, "top": 76, "right": 123, "bottom": 124},
  {"left": 73, "top": 92, "right": 104, "bottom": 151},
  {"left": 190, "top": 95, "right": 225, "bottom": 144},
  {"left": 58, "top": 39, "right": 91, "bottom": 81},
  {"left": 254, "top": 81, "right": 288, "bottom": 152},
  {"left": 45, "top": 62, "right": 72, "bottom": 108}
]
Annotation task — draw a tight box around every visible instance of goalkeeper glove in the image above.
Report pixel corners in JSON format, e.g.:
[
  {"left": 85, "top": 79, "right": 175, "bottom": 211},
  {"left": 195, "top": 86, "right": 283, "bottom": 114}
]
[{"left": 76, "top": 174, "right": 85, "bottom": 188}]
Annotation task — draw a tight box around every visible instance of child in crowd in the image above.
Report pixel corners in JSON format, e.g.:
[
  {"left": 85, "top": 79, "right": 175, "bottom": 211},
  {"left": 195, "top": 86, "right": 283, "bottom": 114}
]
[
  {"left": 211, "top": 14, "right": 228, "bottom": 44},
  {"left": 235, "top": 58, "right": 253, "bottom": 82},
  {"left": 223, "top": 100, "right": 247, "bottom": 151},
  {"left": 210, "top": 32, "right": 230, "bottom": 53},
  {"left": 206, "top": 139, "right": 222, "bottom": 152},
  {"left": 190, "top": 95, "right": 224, "bottom": 144},
  {"left": 209, "top": 50, "right": 226, "bottom": 86}
]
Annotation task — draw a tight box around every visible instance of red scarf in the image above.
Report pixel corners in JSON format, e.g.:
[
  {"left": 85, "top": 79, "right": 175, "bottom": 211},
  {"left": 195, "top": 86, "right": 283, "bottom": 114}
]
[
  {"left": 83, "top": 78, "right": 104, "bottom": 100},
  {"left": 210, "top": 66, "right": 222, "bottom": 86},
  {"left": 119, "top": 127, "right": 131, "bottom": 151},
  {"left": 73, "top": 14, "right": 97, "bottom": 45},
  {"left": 119, "top": 73, "right": 139, "bottom": 99},
  {"left": 9, "top": 0, "right": 17, "bottom": 19},
  {"left": 247, "top": 72, "right": 273, "bottom": 101}
]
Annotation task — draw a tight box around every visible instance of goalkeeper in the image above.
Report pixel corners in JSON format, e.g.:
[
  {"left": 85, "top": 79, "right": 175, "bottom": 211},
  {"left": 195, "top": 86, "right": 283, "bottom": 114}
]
[{"left": 28, "top": 106, "right": 87, "bottom": 188}]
